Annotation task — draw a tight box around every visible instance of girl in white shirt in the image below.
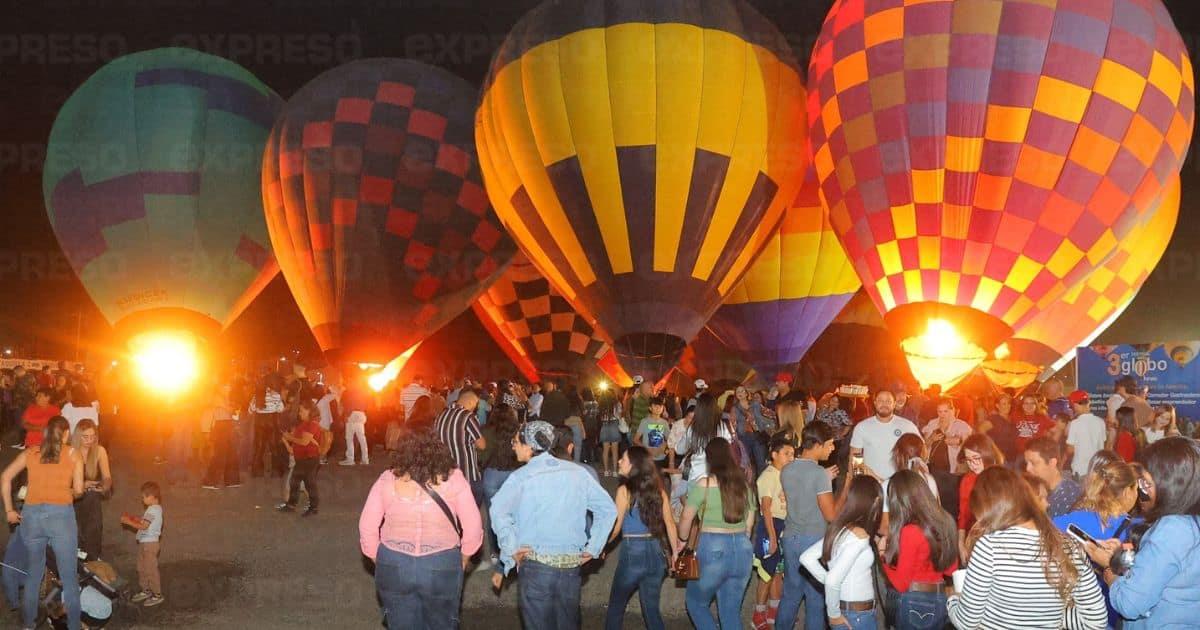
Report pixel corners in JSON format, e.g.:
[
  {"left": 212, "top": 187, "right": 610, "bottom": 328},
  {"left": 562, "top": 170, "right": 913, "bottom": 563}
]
[{"left": 800, "top": 475, "right": 884, "bottom": 630}]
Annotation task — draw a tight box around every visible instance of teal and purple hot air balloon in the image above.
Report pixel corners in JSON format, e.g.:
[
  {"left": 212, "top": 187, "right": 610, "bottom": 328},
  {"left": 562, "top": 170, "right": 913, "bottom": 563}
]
[{"left": 43, "top": 48, "right": 282, "bottom": 347}]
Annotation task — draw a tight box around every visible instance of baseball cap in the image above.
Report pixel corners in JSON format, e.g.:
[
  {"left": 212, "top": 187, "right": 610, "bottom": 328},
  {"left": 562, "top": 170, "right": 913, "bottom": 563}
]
[
  {"left": 1068, "top": 390, "right": 1091, "bottom": 405},
  {"left": 633, "top": 375, "right": 644, "bottom": 385},
  {"left": 694, "top": 378, "right": 708, "bottom": 390},
  {"left": 775, "top": 372, "right": 794, "bottom": 384}
]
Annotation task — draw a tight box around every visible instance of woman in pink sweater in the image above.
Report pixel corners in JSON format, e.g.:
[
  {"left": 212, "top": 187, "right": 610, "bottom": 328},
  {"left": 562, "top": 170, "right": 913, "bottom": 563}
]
[{"left": 359, "top": 430, "right": 483, "bottom": 630}]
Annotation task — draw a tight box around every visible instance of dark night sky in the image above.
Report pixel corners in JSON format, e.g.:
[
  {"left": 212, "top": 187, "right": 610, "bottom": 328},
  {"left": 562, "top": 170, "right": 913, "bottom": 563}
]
[{"left": 0, "top": 0, "right": 1198, "bottom": 374}]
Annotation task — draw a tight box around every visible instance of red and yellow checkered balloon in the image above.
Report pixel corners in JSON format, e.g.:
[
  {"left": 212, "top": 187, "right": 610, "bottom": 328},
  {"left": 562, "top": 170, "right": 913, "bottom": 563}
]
[
  {"left": 983, "top": 173, "right": 1180, "bottom": 387},
  {"left": 808, "top": 0, "right": 1193, "bottom": 386}
]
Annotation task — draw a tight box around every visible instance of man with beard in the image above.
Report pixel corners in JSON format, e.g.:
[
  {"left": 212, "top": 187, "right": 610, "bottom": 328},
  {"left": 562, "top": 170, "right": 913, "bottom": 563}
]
[{"left": 848, "top": 390, "right": 919, "bottom": 480}]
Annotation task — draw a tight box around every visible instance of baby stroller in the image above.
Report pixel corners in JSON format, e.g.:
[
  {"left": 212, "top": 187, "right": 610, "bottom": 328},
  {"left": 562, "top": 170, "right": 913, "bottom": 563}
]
[{"left": 40, "top": 555, "right": 120, "bottom": 629}]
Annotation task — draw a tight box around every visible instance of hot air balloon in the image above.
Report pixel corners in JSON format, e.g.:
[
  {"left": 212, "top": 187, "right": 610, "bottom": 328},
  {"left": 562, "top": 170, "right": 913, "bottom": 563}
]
[
  {"left": 707, "top": 166, "right": 861, "bottom": 377},
  {"left": 676, "top": 327, "right": 756, "bottom": 394},
  {"left": 808, "top": 0, "right": 1194, "bottom": 388},
  {"left": 982, "top": 174, "right": 1181, "bottom": 388},
  {"left": 473, "top": 252, "right": 618, "bottom": 384},
  {"left": 262, "top": 59, "right": 517, "bottom": 366},
  {"left": 43, "top": 48, "right": 282, "bottom": 393},
  {"left": 800, "top": 290, "right": 913, "bottom": 391},
  {"left": 476, "top": 0, "right": 809, "bottom": 381}
]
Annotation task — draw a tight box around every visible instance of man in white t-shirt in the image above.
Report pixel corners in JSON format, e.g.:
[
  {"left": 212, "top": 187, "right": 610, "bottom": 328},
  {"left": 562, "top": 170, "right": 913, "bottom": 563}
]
[
  {"left": 849, "top": 390, "right": 920, "bottom": 480},
  {"left": 1065, "top": 390, "right": 1106, "bottom": 478}
]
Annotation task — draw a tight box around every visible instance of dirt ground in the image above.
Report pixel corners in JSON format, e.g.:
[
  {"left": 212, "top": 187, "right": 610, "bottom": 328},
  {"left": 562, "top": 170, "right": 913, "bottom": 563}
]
[{"left": 0, "top": 425, "right": 782, "bottom": 629}]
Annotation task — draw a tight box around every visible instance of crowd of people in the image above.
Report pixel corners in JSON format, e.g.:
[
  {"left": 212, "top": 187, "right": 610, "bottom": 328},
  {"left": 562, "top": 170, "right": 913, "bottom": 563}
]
[
  {"left": 2, "top": 357, "right": 1200, "bottom": 630},
  {"left": 351, "top": 368, "right": 1200, "bottom": 630}
]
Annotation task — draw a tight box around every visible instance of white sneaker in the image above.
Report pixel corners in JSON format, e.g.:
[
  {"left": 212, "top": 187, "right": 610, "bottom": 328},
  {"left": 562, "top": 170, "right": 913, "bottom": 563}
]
[
  {"left": 362, "top": 459, "right": 370, "bottom": 466},
  {"left": 338, "top": 460, "right": 355, "bottom": 466}
]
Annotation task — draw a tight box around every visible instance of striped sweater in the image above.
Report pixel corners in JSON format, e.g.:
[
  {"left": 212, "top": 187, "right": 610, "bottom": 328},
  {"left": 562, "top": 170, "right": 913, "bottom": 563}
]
[{"left": 948, "top": 526, "right": 1107, "bottom": 629}]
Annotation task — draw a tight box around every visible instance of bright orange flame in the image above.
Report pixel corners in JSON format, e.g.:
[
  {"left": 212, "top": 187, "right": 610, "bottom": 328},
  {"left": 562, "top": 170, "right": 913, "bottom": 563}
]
[
  {"left": 994, "top": 342, "right": 1011, "bottom": 360},
  {"left": 367, "top": 343, "right": 421, "bottom": 392},
  {"left": 129, "top": 331, "right": 200, "bottom": 395},
  {"left": 900, "top": 319, "right": 987, "bottom": 389}
]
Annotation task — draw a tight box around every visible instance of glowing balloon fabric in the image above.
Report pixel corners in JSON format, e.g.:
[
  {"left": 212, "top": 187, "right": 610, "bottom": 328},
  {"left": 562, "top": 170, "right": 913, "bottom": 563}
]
[
  {"left": 708, "top": 167, "right": 861, "bottom": 376},
  {"left": 473, "top": 253, "right": 615, "bottom": 384},
  {"left": 476, "top": 0, "right": 809, "bottom": 380},
  {"left": 807, "top": 0, "right": 1194, "bottom": 385},
  {"left": 263, "top": 59, "right": 517, "bottom": 364},
  {"left": 986, "top": 173, "right": 1180, "bottom": 383},
  {"left": 43, "top": 48, "right": 282, "bottom": 340}
]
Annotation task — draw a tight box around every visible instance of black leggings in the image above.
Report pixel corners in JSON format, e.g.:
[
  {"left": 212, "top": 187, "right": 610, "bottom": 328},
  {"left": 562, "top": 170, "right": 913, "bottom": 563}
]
[{"left": 74, "top": 490, "right": 103, "bottom": 560}]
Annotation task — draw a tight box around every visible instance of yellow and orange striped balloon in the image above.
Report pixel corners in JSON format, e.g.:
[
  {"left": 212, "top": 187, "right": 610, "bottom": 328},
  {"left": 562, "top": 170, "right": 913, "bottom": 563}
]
[{"left": 476, "top": 0, "right": 808, "bottom": 380}]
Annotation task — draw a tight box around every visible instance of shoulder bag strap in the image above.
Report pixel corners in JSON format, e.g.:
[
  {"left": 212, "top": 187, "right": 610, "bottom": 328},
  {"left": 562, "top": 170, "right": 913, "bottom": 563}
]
[
  {"left": 684, "top": 484, "right": 709, "bottom": 552},
  {"left": 421, "top": 482, "right": 463, "bottom": 539}
]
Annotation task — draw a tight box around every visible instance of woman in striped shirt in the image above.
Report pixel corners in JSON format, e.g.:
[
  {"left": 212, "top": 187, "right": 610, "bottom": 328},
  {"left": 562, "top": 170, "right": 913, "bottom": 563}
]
[{"left": 949, "top": 467, "right": 1107, "bottom": 629}]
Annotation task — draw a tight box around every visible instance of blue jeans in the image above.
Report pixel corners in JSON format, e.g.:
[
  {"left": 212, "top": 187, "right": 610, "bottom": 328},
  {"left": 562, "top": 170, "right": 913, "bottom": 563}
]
[
  {"left": 3, "top": 524, "right": 26, "bottom": 606},
  {"left": 831, "top": 608, "right": 877, "bottom": 630},
  {"left": 21, "top": 504, "right": 80, "bottom": 630},
  {"left": 375, "top": 545, "right": 463, "bottom": 630},
  {"left": 896, "top": 590, "right": 947, "bottom": 630},
  {"left": 605, "top": 537, "right": 666, "bottom": 630},
  {"left": 738, "top": 432, "right": 767, "bottom": 477},
  {"left": 776, "top": 533, "right": 827, "bottom": 630},
  {"left": 569, "top": 425, "right": 584, "bottom": 463},
  {"left": 685, "top": 532, "right": 753, "bottom": 630},
  {"left": 482, "top": 468, "right": 514, "bottom": 561},
  {"left": 519, "top": 560, "right": 581, "bottom": 630}
]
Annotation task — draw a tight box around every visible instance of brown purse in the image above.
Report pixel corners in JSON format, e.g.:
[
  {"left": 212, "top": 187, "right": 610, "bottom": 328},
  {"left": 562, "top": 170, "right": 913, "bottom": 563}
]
[{"left": 671, "top": 491, "right": 708, "bottom": 580}]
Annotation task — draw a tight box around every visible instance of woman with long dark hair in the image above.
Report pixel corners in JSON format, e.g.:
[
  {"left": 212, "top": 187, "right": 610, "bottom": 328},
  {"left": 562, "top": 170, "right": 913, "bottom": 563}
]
[
  {"left": 478, "top": 404, "right": 522, "bottom": 567},
  {"left": 406, "top": 395, "right": 437, "bottom": 433},
  {"left": 880, "top": 470, "right": 958, "bottom": 630},
  {"left": 1112, "top": 406, "right": 1139, "bottom": 461},
  {"left": 1085, "top": 437, "right": 1200, "bottom": 628},
  {"left": 956, "top": 433, "right": 1004, "bottom": 556},
  {"left": 676, "top": 393, "right": 733, "bottom": 484},
  {"left": 604, "top": 446, "right": 680, "bottom": 630},
  {"left": 358, "top": 430, "right": 483, "bottom": 629},
  {"left": 678, "top": 437, "right": 754, "bottom": 630},
  {"left": 2, "top": 416, "right": 85, "bottom": 630},
  {"left": 948, "top": 467, "right": 1106, "bottom": 628},
  {"left": 800, "top": 475, "right": 884, "bottom": 630}
]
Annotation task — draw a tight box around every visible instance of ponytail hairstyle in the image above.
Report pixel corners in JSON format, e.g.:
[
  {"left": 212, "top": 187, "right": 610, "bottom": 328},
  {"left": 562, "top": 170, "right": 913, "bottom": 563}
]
[
  {"left": 1076, "top": 461, "right": 1138, "bottom": 527},
  {"left": 40, "top": 416, "right": 71, "bottom": 464}
]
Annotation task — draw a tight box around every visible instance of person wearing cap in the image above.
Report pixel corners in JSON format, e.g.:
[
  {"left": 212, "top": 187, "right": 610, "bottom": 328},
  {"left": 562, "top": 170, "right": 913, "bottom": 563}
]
[
  {"left": 489, "top": 421, "right": 617, "bottom": 628},
  {"left": 1066, "top": 391, "right": 1106, "bottom": 479}
]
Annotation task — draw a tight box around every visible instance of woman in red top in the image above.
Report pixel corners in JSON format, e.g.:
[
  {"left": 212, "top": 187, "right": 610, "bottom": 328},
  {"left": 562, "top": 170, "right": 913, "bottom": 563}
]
[
  {"left": 1112, "top": 406, "right": 1140, "bottom": 462},
  {"left": 880, "top": 469, "right": 959, "bottom": 630},
  {"left": 956, "top": 434, "right": 1004, "bottom": 562}
]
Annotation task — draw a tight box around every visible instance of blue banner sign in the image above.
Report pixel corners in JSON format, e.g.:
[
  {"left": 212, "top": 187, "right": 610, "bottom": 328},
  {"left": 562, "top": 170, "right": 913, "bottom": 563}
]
[{"left": 1076, "top": 342, "right": 1200, "bottom": 419}]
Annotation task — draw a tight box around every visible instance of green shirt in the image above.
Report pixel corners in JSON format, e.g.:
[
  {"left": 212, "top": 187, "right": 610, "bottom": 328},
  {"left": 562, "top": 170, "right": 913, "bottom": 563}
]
[{"left": 686, "top": 484, "right": 752, "bottom": 531}]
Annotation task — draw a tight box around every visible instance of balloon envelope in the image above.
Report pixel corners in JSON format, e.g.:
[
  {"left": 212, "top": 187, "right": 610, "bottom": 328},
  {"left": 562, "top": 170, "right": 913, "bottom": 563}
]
[
  {"left": 43, "top": 48, "right": 282, "bottom": 341},
  {"left": 807, "top": 0, "right": 1194, "bottom": 386},
  {"left": 473, "top": 252, "right": 617, "bottom": 384},
  {"left": 263, "top": 59, "right": 517, "bottom": 364},
  {"left": 707, "top": 167, "right": 860, "bottom": 376},
  {"left": 476, "top": 0, "right": 809, "bottom": 380},
  {"left": 984, "top": 173, "right": 1181, "bottom": 383}
]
